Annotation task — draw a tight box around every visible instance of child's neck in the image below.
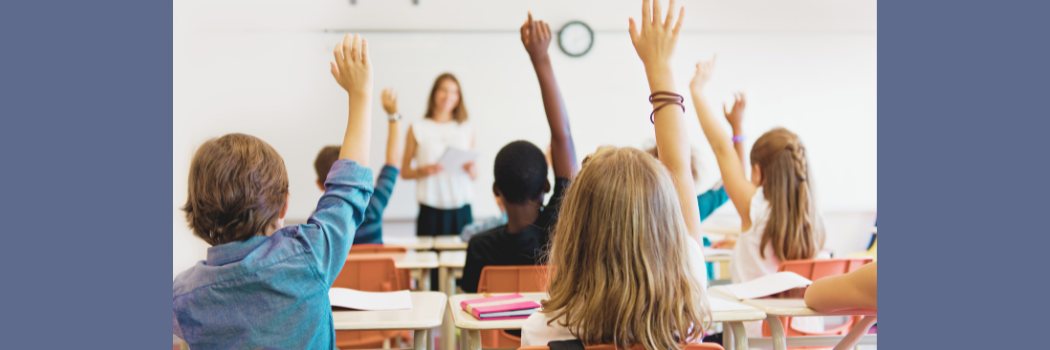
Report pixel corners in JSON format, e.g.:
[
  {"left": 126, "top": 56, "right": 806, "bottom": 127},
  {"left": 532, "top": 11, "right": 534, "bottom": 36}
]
[{"left": 504, "top": 200, "right": 543, "bottom": 233}]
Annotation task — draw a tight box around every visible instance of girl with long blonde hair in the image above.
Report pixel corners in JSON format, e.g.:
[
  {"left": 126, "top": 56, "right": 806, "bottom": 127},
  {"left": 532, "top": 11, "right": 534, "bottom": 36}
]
[{"left": 521, "top": 2, "right": 712, "bottom": 350}]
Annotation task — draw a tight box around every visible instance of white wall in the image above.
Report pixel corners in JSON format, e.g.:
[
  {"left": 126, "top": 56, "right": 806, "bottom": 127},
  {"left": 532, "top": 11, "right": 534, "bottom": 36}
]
[{"left": 174, "top": 0, "right": 877, "bottom": 279}]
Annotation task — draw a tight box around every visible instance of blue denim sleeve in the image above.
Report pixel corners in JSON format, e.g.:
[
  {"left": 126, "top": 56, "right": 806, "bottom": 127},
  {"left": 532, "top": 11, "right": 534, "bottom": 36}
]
[
  {"left": 173, "top": 311, "right": 182, "bottom": 338},
  {"left": 697, "top": 186, "right": 730, "bottom": 222},
  {"left": 363, "top": 165, "right": 399, "bottom": 224},
  {"left": 297, "top": 159, "right": 374, "bottom": 285}
]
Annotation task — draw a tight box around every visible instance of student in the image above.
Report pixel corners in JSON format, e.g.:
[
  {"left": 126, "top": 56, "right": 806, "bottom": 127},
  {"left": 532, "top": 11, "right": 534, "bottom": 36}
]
[
  {"left": 459, "top": 194, "right": 507, "bottom": 243},
  {"left": 312, "top": 88, "right": 402, "bottom": 245},
  {"left": 400, "top": 73, "right": 477, "bottom": 237},
  {"left": 805, "top": 263, "right": 878, "bottom": 312},
  {"left": 173, "top": 34, "right": 375, "bottom": 350},
  {"left": 690, "top": 59, "right": 826, "bottom": 284},
  {"left": 459, "top": 13, "right": 580, "bottom": 294},
  {"left": 691, "top": 54, "right": 826, "bottom": 338},
  {"left": 521, "top": 3, "right": 712, "bottom": 350}
]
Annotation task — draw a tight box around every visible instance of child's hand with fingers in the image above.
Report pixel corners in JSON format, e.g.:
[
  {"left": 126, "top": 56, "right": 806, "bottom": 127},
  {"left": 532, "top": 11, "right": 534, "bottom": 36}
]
[
  {"left": 381, "top": 88, "right": 399, "bottom": 115},
  {"left": 689, "top": 56, "right": 716, "bottom": 92},
  {"left": 521, "top": 12, "right": 553, "bottom": 60},
  {"left": 629, "top": 0, "right": 685, "bottom": 69},
  {"left": 330, "top": 33, "right": 372, "bottom": 96},
  {"left": 724, "top": 92, "right": 746, "bottom": 129}
]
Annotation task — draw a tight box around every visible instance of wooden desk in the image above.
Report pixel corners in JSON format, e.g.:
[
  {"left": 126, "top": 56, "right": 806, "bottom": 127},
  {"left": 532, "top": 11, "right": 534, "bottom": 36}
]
[
  {"left": 333, "top": 292, "right": 447, "bottom": 350},
  {"left": 385, "top": 236, "right": 435, "bottom": 251},
  {"left": 438, "top": 250, "right": 468, "bottom": 350},
  {"left": 450, "top": 293, "right": 766, "bottom": 350},
  {"left": 734, "top": 298, "right": 877, "bottom": 350},
  {"left": 433, "top": 236, "right": 469, "bottom": 250},
  {"left": 347, "top": 251, "right": 439, "bottom": 291}
]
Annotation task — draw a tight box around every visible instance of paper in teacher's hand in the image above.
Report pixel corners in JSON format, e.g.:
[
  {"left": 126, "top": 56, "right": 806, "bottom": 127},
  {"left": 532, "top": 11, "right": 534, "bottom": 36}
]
[{"left": 438, "top": 147, "right": 478, "bottom": 172}]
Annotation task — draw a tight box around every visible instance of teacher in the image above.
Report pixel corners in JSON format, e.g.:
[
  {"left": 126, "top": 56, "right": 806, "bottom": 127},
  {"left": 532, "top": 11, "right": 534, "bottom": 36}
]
[{"left": 396, "top": 73, "right": 477, "bottom": 237}]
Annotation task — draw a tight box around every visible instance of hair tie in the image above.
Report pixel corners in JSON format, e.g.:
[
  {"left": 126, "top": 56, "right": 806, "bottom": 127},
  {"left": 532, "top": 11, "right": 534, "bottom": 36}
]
[{"left": 649, "top": 91, "right": 685, "bottom": 124}]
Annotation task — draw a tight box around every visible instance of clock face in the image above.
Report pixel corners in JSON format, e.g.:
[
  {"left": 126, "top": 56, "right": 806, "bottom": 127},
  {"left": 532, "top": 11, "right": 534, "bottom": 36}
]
[{"left": 558, "top": 21, "right": 594, "bottom": 57}]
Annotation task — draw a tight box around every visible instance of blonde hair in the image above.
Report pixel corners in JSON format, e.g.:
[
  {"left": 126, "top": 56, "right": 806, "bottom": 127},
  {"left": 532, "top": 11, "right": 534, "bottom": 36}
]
[
  {"left": 751, "top": 128, "right": 826, "bottom": 261},
  {"left": 424, "top": 73, "right": 469, "bottom": 123},
  {"left": 542, "top": 146, "right": 711, "bottom": 350}
]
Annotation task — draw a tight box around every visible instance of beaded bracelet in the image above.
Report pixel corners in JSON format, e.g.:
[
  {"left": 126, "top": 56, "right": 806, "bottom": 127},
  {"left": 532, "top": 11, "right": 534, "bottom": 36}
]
[
  {"left": 732, "top": 135, "right": 745, "bottom": 143},
  {"left": 649, "top": 91, "right": 685, "bottom": 124}
]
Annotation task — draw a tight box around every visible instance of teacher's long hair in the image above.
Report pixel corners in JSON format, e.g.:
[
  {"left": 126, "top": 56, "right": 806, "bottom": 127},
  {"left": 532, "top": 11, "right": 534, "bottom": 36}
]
[{"left": 424, "top": 73, "right": 469, "bottom": 123}]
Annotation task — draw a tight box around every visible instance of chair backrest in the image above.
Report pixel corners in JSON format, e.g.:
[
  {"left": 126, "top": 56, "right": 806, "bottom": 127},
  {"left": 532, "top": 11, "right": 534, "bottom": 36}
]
[
  {"left": 332, "top": 256, "right": 406, "bottom": 292},
  {"left": 778, "top": 258, "right": 874, "bottom": 282},
  {"left": 478, "top": 265, "right": 549, "bottom": 293},
  {"left": 518, "top": 343, "right": 724, "bottom": 350},
  {"left": 348, "top": 244, "right": 408, "bottom": 254}
]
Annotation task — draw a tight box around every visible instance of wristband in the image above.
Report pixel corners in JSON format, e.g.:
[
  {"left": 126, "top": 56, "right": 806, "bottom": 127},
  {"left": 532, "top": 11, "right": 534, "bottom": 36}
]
[
  {"left": 648, "top": 91, "right": 685, "bottom": 124},
  {"left": 732, "top": 135, "right": 745, "bottom": 143},
  {"left": 387, "top": 113, "right": 402, "bottom": 121}
]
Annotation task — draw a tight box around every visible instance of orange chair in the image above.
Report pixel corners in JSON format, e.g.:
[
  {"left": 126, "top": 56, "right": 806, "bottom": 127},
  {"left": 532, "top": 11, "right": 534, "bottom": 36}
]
[
  {"left": 476, "top": 266, "right": 550, "bottom": 348},
  {"left": 332, "top": 257, "right": 411, "bottom": 349},
  {"left": 519, "top": 343, "right": 724, "bottom": 350},
  {"left": 762, "top": 258, "right": 875, "bottom": 349},
  {"left": 348, "top": 244, "right": 408, "bottom": 254}
]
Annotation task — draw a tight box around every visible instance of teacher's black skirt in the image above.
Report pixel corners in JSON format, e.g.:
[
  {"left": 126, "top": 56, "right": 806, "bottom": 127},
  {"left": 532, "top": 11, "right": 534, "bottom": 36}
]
[{"left": 416, "top": 204, "right": 473, "bottom": 237}]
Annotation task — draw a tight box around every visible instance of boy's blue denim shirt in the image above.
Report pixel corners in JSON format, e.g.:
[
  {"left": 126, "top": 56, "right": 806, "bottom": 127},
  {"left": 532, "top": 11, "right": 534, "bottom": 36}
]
[{"left": 173, "top": 159, "right": 373, "bottom": 350}]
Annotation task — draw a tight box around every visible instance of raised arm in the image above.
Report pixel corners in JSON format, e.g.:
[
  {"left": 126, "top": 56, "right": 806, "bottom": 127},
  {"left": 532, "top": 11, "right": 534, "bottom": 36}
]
[
  {"left": 690, "top": 59, "right": 758, "bottom": 228},
  {"left": 330, "top": 34, "right": 372, "bottom": 165},
  {"left": 724, "top": 92, "right": 747, "bottom": 169},
  {"left": 630, "top": 0, "right": 702, "bottom": 243},
  {"left": 522, "top": 13, "right": 579, "bottom": 179},
  {"left": 381, "top": 88, "right": 403, "bottom": 168}
]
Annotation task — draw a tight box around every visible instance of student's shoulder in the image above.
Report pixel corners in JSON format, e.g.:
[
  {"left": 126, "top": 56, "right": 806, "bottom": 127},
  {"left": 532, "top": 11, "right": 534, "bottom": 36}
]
[{"left": 468, "top": 225, "right": 508, "bottom": 245}]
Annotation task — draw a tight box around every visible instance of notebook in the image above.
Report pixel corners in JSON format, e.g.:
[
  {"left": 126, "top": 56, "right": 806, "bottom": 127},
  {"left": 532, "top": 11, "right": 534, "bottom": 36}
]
[
  {"left": 710, "top": 272, "right": 813, "bottom": 300},
  {"left": 460, "top": 294, "right": 541, "bottom": 320},
  {"left": 329, "top": 288, "right": 413, "bottom": 311}
]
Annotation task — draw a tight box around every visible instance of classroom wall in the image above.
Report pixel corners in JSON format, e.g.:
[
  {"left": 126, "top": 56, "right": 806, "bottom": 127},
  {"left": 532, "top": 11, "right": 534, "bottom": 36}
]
[{"left": 174, "top": 0, "right": 877, "bottom": 279}]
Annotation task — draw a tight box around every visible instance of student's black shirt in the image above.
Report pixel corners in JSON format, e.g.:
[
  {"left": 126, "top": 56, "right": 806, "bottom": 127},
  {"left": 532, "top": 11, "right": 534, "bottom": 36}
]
[{"left": 459, "top": 178, "right": 571, "bottom": 294}]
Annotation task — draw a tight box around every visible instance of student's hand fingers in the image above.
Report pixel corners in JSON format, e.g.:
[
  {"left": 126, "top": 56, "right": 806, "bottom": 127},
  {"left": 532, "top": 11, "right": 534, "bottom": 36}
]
[
  {"left": 341, "top": 34, "right": 354, "bottom": 65},
  {"left": 333, "top": 42, "right": 346, "bottom": 72},
  {"left": 628, "top": 18, "right": 640, "bottom": 45},
  {"left": 330, "top": 62, "right": 339, "bottom": 80},
  {"left": 360, "top": 38, "right": 369, "bottom": 64},
  {"left": 351, "top": 34, "right": 362, "bottom": 62},
  {"left": 652, "top": 0, "right": 662, "bottom": 26},
  {"left": 642, "top": 0, "right": 652, "bottom": 26},
  {"left": 739, "top": 92, "right": 746, "bottom": 107},
  {"left": 673, "top": 7, "right": 685, "bottom": 36},
  {"left": 665, "top": 0, "right": 676, "bottom": 30},
  {"left": 543, "top": 21, "right": 551, "bottom": 39},
  {"left": 724, "top": 103, "right": 729, "bottom": 117},
  {"left": 521, "top": 14, "right": 530, "bottom": 44}
]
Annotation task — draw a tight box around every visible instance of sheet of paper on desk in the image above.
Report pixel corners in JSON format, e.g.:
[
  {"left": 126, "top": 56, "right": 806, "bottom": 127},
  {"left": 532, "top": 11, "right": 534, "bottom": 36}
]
[
  {"left": 329, "top": 288, "right": 412, "bottom": 311},
  {"left": 438, "top": 147, "right": 478, "bottom": 172},
  {"left": 717, "top": 272, "right": 813, "bottom": 300},
  {"left": 709, "top": 297, "right": 757, "bottom": 312}
]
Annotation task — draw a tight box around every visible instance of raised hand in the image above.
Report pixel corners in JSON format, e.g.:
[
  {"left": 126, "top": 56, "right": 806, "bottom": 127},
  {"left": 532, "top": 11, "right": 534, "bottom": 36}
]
[
  {"left": 629, "top": 0, "right": 684, "bottom": 69},
  {"left": 381, "top": 88, "right": 399, "bottom": 115},
  {"left": 521, "top": 12, "right": 553, "bottom": 60},
  {"left": 330, "top": 33, "right": 372, "bottom": 96},
  {"left": 689, "top": 55, "right": 716, "bottom": 92},
  {"left": 724, "top": 92, "right": 746, "bottom": 129}
]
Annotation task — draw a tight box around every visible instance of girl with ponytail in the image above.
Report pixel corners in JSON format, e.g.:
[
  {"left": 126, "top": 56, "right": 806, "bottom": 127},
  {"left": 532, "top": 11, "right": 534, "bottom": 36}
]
[{"left": 688, "top": 58, "right": 826, "bottom": 285}]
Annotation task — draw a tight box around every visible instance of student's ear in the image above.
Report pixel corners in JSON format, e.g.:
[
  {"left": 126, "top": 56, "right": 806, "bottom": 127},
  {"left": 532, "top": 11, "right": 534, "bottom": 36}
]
[
  {"left": 280, "top": 192, "right": 291, "bottom": 220},
  {"left": 492, "top": 183, "right": 501, "bottom": 197},
  {"left": 544, "top": 180, "right": 551, "bottom": 194},
  {"left": 751, "top": 164, "right": 763, "bottom": 186},
  {"left": 316, "top": 179, "right": 326, "bottom": 192}
]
